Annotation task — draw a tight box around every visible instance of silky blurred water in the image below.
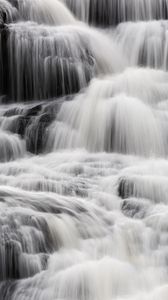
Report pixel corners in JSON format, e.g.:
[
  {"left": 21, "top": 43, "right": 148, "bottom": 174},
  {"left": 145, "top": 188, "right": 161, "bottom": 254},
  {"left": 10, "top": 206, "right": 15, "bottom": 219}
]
[{"left": 1, "top": 0, "right": 168, "bottom": 299}]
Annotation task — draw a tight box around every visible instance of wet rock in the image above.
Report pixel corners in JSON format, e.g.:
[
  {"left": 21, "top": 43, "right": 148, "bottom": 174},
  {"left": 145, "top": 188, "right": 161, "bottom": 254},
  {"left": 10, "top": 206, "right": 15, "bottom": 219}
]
[
  {"left": 26, "top": 112, "right": 54, "bottom": 154},
  {"left": 4, "top": 107, "right": 24, "bottom": 117},
  {"left": 24, "top": 104, "right": 42, "bottom": 117},
  {"left": 0, "top": 280, "right": 17, "bottom": 300},
  {"left": 0, "top": 24, "right": 9, "bottom": 97},
  {"left": 7, "top": 0, "right": 18, "bottom": 9},
  {"left": 37, "top": 112, "right": 53, "bottom": 123},
  {"left": 121, "top": 199, "right": 149, "bottom": 219},
  {"left": 5, "top": 116, "right": 30, "bottom": 137},
  {"left": 26, "top": 120, "right": 47, "bottom": 154},
  {"left": 118, "top": 177, "right": 135, "bottom": 199},
  {"left": 2, "top": 101, "right": 59, "bottom": 154}
]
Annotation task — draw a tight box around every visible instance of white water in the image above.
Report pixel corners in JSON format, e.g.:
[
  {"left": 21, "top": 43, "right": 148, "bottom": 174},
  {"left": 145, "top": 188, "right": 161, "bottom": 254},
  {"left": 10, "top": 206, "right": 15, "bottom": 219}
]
[
  {"left": 114, "top": 20, "right": 168, "bottom": 69},
  {"left": 16, "top": 0, "right": 77, "bottom": 25},
  {"left": 1, "top": 1, "right": 168, "bottom": 300}
]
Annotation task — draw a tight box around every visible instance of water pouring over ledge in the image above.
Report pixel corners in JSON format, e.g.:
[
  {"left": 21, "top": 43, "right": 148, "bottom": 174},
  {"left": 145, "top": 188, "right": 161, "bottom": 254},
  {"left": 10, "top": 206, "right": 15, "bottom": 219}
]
[{"left": 1, "top": 0, "right": 168, "bottom": 300}]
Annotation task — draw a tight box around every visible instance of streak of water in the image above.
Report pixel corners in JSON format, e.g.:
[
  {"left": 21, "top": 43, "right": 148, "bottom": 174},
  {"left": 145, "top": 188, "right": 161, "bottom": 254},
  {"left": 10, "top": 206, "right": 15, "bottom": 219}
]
[{"left": 0, "top": 0, "right": 168, "bottom": 300}]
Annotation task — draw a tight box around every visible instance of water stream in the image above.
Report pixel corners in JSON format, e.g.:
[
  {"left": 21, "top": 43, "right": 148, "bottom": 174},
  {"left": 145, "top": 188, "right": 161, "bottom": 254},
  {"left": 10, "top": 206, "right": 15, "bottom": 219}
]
[{"left": 0, "top": 0, "right": 168, "bottom": 299}]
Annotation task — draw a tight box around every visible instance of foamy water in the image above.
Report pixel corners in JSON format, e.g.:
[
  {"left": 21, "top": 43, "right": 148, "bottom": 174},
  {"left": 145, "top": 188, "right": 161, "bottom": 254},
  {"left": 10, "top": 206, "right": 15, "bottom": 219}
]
[{"left": 0, "top": 0, "right": 168, "bottom": 299}]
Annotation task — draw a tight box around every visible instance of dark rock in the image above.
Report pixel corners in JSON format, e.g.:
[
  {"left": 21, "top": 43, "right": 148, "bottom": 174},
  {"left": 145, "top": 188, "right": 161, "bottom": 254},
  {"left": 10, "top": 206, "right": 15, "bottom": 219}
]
[
  {"left": 0, "top": 281, "right": 17, "bottom": 300},
  {"left": 7, "top": 116, "right": 30, "bottom": 137},
  {"left": 37, "top": 112, "right": 53, "bottom": 123},
  {"left": 0, "top": 24, "right": 9, "bottom": 97},
  {"left": 26, "top": 119, "right": 47, "bottom": 154},
  {"left": 2, "top": 102, "right": 58, "bottom": 154},
  {"left": 118, "top": 177, "right": 135, "bottom": 199},
  {"left": 121, "top": 199, "right": 147, "bottom": 219},
  {"left": 7, "top": 0, "right": 19, "bottom": 9},
  {"left": 4, "top": 107, "right": 24, "bottom": 117},
  {"left": 24, "top": 104, "right": 42, "bottom": 117},
  {"left": 25, "top": 112, "right": 54, "bottom": 154}
]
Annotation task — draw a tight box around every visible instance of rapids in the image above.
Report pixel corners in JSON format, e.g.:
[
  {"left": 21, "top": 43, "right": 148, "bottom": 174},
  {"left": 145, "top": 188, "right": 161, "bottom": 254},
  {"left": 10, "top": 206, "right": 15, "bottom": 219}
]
[{"left": 0, "top": 0, "right": 168, "bottom": 300}]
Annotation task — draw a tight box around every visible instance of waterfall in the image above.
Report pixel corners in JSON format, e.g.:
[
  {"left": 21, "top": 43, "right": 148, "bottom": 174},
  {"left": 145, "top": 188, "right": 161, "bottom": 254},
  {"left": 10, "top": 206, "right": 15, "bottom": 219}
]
[
  {"left": 1, "top": 1, "right": 168, "bottom": 300},
  {"left": 114, "top": 20, "right": 168, "bottom": 69},
  {"left": 0, "top": 22, "right": 126, "bottom": 101},
  {"left": 62, "top": 0, "right": 168, "bottom": 25},
  {"left": 15, "top": 0, "right": 77, "bottom": 25},
  {"left": 0, "top": 0, "right": 17, "bottom": 23}
]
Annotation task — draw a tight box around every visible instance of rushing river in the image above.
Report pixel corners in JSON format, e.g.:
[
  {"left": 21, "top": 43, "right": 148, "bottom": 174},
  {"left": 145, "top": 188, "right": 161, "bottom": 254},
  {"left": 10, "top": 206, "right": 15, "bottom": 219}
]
[{"left": 1, "top": 0, "right": 168, "bottom": 299}]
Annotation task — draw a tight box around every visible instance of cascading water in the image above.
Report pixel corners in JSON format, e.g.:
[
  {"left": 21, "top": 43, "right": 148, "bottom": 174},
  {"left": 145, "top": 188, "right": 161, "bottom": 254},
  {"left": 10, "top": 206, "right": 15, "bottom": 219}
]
[{"left": 1, "top": 0, "right": 168, "bottom": 299}]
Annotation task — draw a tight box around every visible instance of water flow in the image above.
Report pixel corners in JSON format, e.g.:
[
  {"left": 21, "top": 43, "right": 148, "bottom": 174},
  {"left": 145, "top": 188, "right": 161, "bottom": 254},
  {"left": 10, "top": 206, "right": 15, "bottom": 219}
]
[
  {"left": 0, "top": 0, "right": 17, "bottom": 22},
  {"left": 114, "top": 20, "right": 168, "bottom": 69},
  {"left": 16, "top": 0, "right": 77, "bottom": 25},
  {"left": 0, "top": 1, "right": 168, "bottom": 300},
  {"left": 62, "top": 0, "right": 168, "bottom": 25},
  {"left": 1, "top": 22, "right": 126, "bottom": 100}
]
